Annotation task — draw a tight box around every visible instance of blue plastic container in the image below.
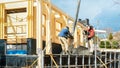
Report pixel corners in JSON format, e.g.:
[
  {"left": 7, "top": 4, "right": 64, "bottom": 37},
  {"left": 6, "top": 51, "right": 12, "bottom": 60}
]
[{"left": 7, "top": 50, "right": 27, "bottom": 55}]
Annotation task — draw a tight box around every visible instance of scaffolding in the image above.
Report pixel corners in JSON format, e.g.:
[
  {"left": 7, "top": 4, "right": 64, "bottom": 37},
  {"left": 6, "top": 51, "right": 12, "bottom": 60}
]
[
  {"left": 43, "top": 51, "right": 120, "bottom": 68},
  {"left": 1, "top": 49, "right": 120, "bottom": 68}
]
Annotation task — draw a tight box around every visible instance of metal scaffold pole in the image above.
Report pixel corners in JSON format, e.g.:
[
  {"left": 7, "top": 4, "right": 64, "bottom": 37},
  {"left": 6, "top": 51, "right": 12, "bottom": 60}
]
[
  {"left": 95, "top": 21, "right": 99, "bottom": 68},
  {"left": 95, "top": 42, "right": 97, "bottom": 68}
]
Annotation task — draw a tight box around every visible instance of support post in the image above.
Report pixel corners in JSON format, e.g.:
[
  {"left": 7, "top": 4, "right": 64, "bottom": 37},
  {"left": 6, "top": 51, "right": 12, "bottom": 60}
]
[
  {"left": 27, "top": 0, "right": 34, "bottom": 38},
  {"left": 36, "top": 0, "right": 43, "bottom": 68},
  {"left": 74, "top": 29, "right": 78, "bottom": 48},
  {"left": 45, "top": 0, "right": 52, "bottom": 54},
  {"left": 0, "top": 3, "right": 5, "bottom": 39}
]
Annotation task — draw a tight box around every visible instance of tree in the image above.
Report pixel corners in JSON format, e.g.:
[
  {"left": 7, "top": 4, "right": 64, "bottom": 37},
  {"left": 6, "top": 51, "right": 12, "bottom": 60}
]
[{"left": 108, "top": 33, "right": 113, "bottom": 41}]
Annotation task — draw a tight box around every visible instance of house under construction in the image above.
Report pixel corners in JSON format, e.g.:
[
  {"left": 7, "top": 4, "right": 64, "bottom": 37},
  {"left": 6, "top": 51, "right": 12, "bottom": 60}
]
[{"left": 0, "top": 0, "right": 120, "bottom": 68}]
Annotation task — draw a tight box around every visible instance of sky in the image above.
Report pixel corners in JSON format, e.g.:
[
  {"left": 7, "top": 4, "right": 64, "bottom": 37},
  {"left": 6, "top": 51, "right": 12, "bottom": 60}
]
[{"left": 51, "top": 0, "right": 120, "bottom": 32}]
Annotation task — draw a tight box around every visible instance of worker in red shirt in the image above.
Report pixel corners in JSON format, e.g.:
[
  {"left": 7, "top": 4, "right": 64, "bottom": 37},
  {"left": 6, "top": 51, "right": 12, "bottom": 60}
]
[
  {"left": 87, "top": 26, "right": 95, "bottom": 40},
  {"left": 84, "top": 25, "right": 95, "bottom": 50}
]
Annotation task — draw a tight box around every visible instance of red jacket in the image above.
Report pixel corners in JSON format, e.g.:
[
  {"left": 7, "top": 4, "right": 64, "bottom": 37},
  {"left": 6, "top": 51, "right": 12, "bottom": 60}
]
[{"left": 88, "top": 29, "right": 95, "bottom": 38}]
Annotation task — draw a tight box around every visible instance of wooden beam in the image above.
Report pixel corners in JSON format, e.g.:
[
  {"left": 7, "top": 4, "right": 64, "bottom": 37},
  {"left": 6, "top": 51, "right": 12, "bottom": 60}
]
[
  {"left": 0, "top": 0, "right": 27, "bottom": 4},
  {"left": 45, "top": 0, "right": 52, "bottom": 54},
  {"left": 27, "top": 0, "right": 34, "bottom": 38},
  {"left": 36, "top": 0, "right": 43, "bottom": 68},
  {"left": 0, "top": 3, "right": 5, "bottom": 39},
  {"left": 50, "top": 13, "right": 55, "bottom": 42}
]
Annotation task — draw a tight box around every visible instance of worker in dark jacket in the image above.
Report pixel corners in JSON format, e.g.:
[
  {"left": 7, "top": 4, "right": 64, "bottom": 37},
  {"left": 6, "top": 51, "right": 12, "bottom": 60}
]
[{"left": 58, "top": 26, "right": 73, "bottom": 54}]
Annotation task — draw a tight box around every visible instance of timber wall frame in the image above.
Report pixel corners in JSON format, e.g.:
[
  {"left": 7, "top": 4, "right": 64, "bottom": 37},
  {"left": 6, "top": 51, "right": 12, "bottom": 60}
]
[{"left": 0, "top": 0, "right": 86, "bottom": 50}]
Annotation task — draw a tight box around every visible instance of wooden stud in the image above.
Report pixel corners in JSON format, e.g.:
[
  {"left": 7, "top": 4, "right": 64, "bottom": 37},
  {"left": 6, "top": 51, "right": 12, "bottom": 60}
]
[
  {"left": 0, "top": 4, "right": 5, "bottom": 39},
  {"left": 27, "top": 0, "right": 34, "bottom": 38}
]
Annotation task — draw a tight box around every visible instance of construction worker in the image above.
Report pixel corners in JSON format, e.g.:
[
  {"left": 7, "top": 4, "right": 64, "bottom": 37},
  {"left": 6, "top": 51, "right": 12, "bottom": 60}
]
[
  {"left": 84, "top": 25, "right": 95, "bottom": 52},
  {"left": 87, "top": 26, "right": 95, "bottom": 40},
  {"left": 58, "top": 26, "right": 73, "bottom": 54}
]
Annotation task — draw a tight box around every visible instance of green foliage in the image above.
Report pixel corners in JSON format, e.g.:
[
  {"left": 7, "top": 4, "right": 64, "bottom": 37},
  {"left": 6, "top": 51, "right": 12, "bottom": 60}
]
[
  {"left": 100, "top": 41, "right": 105, "bottom": 45},
  {"left": 99, "top": 44, "right": 105, "bottom": 48},
  {"left": 99, "top": 41, "right": 105, "bottom": 48},
  {"left": 106, "top": 44, "right": 111, "bottom": 48},
  {"left": 112, "top": 41, "right": 119, "bottom": 45},
  {"left": 108, "top": 33, "right": 113, "bottom": 40},
  {"left": 99, "top": 41, "right": 111, "bottom": 48},
  {"left": 106, "top": 41, "right": 110, "bottom": 45},
  {"left": 111, "top": 41, "right": 119, "bottom": 49},
  {"left": 105, "top": 41, "right": 111, "bottom": 48},
  {"left": 99, "top": 33, "right": 119, "bottom": 49},
  {"left": 111, "top": 45, "right": 118, "bottom": 49}
]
